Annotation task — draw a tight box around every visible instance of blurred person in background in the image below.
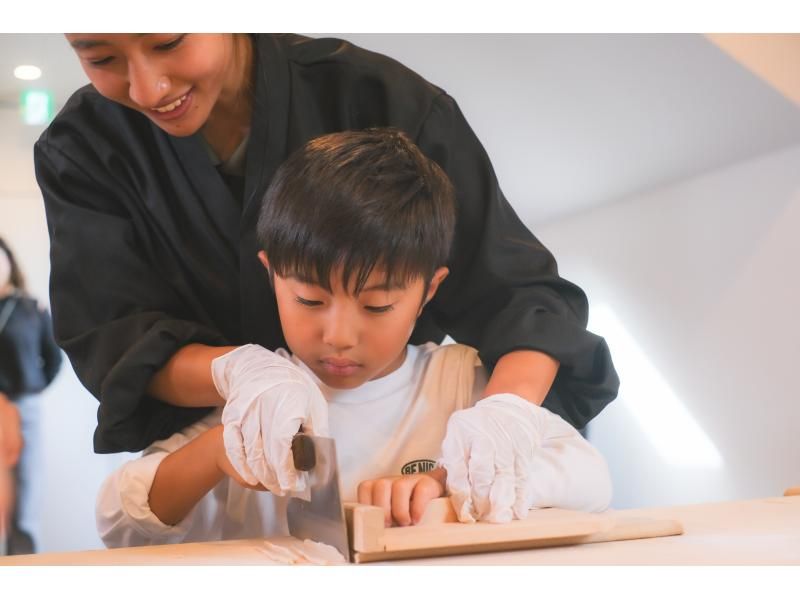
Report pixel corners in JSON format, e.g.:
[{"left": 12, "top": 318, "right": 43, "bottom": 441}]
[{"left": 0, "top": 237, "right": 63, "bottom": 555}]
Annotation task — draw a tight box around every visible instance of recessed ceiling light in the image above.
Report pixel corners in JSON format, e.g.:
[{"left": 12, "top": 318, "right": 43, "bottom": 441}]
[{"left": 14, "top": 65, "right": 42, "bottom": 81}]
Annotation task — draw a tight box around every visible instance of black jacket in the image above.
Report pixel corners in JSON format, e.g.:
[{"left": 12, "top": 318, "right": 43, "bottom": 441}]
[
  {"left": 0, "top": 292, "right": 62, "bottom": 399},
  {"left": 34, "top": 34, "right": 619, "bottom": 453}
]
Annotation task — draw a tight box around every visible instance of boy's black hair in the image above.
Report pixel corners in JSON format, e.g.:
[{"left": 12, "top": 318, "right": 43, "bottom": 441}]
[{"left": 256, "top": 128, "right": 456, "bottom": 295}]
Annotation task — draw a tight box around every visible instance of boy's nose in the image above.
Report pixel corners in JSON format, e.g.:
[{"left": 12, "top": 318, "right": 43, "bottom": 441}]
[{"left": 321, "top": 314, "right": 358, "bottom": 350}]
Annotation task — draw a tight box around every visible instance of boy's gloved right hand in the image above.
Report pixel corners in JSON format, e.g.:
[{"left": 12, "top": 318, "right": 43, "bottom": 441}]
[{"left": 212, "top": 344, "right": 330, "bottom": 496}]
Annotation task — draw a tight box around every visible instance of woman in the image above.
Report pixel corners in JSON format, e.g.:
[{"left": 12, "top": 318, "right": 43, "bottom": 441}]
[
  {"left": 0, "top": 238, "right": 63, "bottom": 554},
  {"left": 35, "top": 34, "right": 618, "bottom": 521}
]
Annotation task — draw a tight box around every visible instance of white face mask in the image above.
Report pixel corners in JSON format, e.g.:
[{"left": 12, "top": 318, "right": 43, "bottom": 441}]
[{"left": 0, "top": 250, "right": 11, "bottom": 289}]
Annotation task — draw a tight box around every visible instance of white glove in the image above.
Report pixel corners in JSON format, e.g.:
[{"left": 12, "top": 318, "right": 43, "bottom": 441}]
[
  {"left": 212, "top": 344, "right": 329, "bottom": 495},
  {"left": 439, "top": 393, "right": 545, "bottom": 523}
]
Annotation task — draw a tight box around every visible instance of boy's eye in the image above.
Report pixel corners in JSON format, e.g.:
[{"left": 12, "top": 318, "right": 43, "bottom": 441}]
[
  {"left": 295, "top": 297, "right": 322, "bottom": 307},
  {"left": 154, "top": 34, "right": 187, "bottom": 51},
  {"left": 365, "top": 305, "right": 394, "bottom": 314}
]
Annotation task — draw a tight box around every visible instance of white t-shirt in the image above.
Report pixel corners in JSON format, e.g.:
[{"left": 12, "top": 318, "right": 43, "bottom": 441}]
[{"left": 96, "top": 343, "right": 610, "bottom": 548}]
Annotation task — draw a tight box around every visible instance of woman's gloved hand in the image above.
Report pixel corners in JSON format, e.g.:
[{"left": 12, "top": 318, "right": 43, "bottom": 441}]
[
  {"left": 439, "top": 393, "right": 545, "bottom": 523},
  {"left": 212, "top": 344, "right": 329, "bottom": 495}
]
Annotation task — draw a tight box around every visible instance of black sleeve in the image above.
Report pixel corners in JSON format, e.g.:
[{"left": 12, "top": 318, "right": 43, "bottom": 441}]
[
  {"left": 35, "top": 140, "right": 227, "bottom": 454},
  {"left": 416, "top": 94, "right": 619, "bottom": 429},
  {"left": 37, "top": 305, "right": 62, "bottom": 386}
]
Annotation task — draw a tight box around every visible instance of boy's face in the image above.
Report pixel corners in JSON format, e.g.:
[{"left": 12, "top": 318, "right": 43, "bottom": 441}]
[{"left": 259, "top": 252, "right": 448, "bottom": 390}]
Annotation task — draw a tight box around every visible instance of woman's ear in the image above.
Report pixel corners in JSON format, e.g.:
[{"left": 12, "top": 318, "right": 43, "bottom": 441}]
[{"left": 423, "top": 266, "right": 450, "bottom": 306}]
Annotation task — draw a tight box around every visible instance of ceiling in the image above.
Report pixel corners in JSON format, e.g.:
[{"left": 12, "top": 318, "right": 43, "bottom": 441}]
[
  {"left": 0, "top": 34, "right": 86, "bottom": 106},
  {"left": 1, "top": 33, "right": 799, "bottom": 226}
]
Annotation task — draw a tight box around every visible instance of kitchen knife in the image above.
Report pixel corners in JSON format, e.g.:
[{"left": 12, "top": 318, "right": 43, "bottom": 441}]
[{"left": 287, "top": 433, "right": 350, "bottom": 560}]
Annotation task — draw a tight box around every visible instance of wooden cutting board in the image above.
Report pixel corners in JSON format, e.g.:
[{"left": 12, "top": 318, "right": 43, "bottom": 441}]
[
  {"left": 784, "top": 486, "right": 800, "bottom": 496},
  {"left": 344, "top": 497, "right": 683, "bottom": 563}
]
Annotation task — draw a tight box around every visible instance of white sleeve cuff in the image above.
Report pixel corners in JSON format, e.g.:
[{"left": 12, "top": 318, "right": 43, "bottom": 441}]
[
  {"left": 95, "top": 414, "right": 220, "bottom": 548},
  {"left": 526, "top": 412, "right": 613, "bottom": 513},
  {"left": 96, "top": 451, "right": 198, "bottom": 547}
]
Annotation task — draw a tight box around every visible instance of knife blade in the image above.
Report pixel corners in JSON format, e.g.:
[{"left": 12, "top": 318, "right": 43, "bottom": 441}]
[{"left": 286, "top": 433, "right": 350, "bottom": 560}]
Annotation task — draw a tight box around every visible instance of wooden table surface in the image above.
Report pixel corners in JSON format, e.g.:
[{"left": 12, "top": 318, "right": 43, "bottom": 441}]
[{"left": 2, "top": 495, "right": 799, "bottom": 565}]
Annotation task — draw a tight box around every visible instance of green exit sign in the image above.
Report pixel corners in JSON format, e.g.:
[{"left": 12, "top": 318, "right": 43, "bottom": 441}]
[{"left": 20, "top": 89, "right": 54, "bottom": 125}]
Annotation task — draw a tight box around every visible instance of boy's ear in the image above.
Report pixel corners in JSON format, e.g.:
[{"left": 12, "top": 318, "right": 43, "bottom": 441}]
[
  {"left": 258, "top": 251, "right": 275, "bottom": 290},
  {"left": 423, "top": 266, "right": 449, "bottom": 306},
  {"left": 257, "top": 250, "right": 270, "bottom": 271}
]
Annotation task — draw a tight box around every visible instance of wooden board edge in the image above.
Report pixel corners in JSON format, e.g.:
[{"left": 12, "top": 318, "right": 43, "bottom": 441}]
[
  {"left": 380, "top": 517, "right": 608, "bottom": 552},
  {"left": 353, "top": 532, "right": 601, "bottom": 563},
  {"left": 351, "top": 516, "right": 684, "bottom": 563}
]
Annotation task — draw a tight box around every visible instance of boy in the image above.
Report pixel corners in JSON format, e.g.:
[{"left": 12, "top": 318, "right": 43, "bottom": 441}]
[{"left": 96, "top": 129, "right": 611, "bottom": 547}]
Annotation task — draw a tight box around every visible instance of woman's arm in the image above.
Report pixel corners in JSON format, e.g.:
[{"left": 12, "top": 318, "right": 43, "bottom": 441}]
[
  {"left": 34, "top": 137, "right": 234, "bottom": 453},
  {"left": 146, "top": 344, "right": 236, "bottom": 408},
  {"left": 38, "top": 306, "right": 63, "bottom": 386},
  {"left": 482, "top": 349, "right": 560, "bottom": 406},
  {"left": 416, "top": 93, "right": 619, "bottom": 430}
]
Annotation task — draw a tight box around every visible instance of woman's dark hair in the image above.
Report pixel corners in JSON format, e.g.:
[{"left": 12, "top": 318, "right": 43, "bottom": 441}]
[
  {"left": 0, "top": 237, "right": 26, "bottom": 292},
  {"left": 257, "top": 128, "right": 456, "bottom": 295}
]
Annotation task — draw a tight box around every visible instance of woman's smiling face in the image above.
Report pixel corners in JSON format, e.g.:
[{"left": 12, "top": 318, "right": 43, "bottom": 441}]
[{"left": 65, "top": 33, "right": 245, "bottom": 137}]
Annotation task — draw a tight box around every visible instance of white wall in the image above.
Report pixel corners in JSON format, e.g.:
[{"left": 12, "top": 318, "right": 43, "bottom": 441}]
[{"left": 538, "top": 143, "right": 800, "bottom": 508}]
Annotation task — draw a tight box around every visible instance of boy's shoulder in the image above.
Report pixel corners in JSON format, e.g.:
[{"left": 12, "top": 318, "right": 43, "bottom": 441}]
[
  {"left": 415, "top": 342, "right": 486, "bottom": 411},
  {"left": 416, "top": 341, "right": 481, "bottom": 368}
]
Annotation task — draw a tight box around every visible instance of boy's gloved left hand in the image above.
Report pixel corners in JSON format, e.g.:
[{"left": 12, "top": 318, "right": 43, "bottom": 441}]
[{"left": 438, "top": 393, "right": 546, "bottom": 523}]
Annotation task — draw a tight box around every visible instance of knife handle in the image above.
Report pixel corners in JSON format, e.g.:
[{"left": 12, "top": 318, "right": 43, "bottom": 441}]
[{"left": 292, "top": 433, "right": 316, "bottom": 471}]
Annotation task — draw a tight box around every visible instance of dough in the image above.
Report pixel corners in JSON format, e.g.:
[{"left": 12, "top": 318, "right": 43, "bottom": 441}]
[{"left": 256, "top": 539, "right": 347, "bottom": 565}]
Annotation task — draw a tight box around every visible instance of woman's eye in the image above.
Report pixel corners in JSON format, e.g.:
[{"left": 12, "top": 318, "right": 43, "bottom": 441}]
[
  {"left": 155, "top": 34, "right": 187, "bottom": 51},
  {"left": 365, "top": 305, "right": 394, "bottom": 314},
  {"left": 295, "top": 297, "right": 322, "bottom": 307},
  {"left": 88, "top": 56, "right": 114, "bottom": 66}
]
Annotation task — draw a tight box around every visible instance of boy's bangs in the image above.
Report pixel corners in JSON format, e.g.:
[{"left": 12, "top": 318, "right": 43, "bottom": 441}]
[
  {"left": 257, "top": 128, "right": 456, "bottom": 299},
  {"left": 270, "top": 236, "right": 427, "bottom": 295}
]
